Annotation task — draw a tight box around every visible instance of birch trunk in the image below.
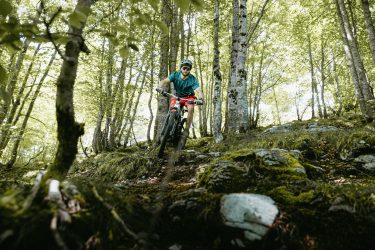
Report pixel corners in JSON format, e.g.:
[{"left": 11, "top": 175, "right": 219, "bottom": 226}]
[
  {"left": 227, "top": 0, "right": 240, "bottom": 132},
  {"left": 337, "top": 0, "right": 373, "bottom": 101},
  {"left": 47, "top": 0, "right": 93, "bottom": 181},
  {"left": 335, "top": 0, "right": 368, "bottom": 118},
  {"left": 332, "top": 51, "right": 343, "bottom": 115},
  {"left": 320, "top": 42, "right": 328, "bottom": 118},
  {"left": 237, "top": 0, "right": 249, "bottom": 132},
  {"left": 361, "top": 0, "right": 375, "bottom": 65},
  {"left": 92, "top": 39, "right": 106, "bottom": 154},
  {"left": 308, "top": 34, "right": 316, "bottom": 119}
]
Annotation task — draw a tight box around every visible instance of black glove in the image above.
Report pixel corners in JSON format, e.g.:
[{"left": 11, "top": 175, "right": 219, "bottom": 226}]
[{"left": 156, "top": 88, "right": 168, "bottom": 97}]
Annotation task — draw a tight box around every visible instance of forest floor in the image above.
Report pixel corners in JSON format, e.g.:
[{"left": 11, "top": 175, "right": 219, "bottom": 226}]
[{"left": 1, "top": 115, "right": 375, "bottom": 250}]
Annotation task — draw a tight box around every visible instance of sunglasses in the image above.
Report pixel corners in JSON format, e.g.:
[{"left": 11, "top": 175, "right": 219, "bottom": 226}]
[{"left": 182, "top": 67, "right": 191, "bottom": 71}]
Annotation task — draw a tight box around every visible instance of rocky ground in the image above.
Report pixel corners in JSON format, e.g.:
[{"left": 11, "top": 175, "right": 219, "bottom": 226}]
[{"left": 1, "top": 116, "right": 375, "bottom": 249}]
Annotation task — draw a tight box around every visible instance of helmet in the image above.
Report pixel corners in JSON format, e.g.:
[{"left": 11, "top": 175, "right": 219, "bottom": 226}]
[{"left": 180, "top": 59, "right": 193, "bottom": 69}]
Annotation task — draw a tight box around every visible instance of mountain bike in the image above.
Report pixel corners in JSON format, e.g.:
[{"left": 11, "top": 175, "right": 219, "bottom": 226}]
[{"left": 156, "top": 89, "right": 203, "bottom": 158}]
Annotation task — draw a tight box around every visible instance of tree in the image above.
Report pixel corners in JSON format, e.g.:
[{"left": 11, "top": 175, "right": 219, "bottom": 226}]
[
  {"left": 46, "top": 0, "right": 94, "bottom": 180},
  {"left": 212, "top": 0, "right": 223, "bottom": 143}
]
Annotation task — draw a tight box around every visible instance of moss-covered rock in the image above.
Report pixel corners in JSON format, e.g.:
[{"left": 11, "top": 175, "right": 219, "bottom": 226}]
[{"left": 196, "top": 161, "right": 250, "bottom": 192}]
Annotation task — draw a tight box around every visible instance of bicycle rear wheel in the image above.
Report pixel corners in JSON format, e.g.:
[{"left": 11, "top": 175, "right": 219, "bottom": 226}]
[{"left": 158, "top": 112, "right": 176, "bottom": 158}]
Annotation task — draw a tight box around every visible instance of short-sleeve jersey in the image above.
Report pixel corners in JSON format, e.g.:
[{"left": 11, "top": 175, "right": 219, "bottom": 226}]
[{"left": 168, "top": 71, "right": 199, "bottom": 97}]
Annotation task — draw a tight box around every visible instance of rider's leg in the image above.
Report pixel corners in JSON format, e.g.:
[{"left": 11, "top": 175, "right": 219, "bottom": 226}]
[
  {"left": 177, "top": 106, "right": 194, "bottom": 150},
  {"left": 185, "top": 105, "right": 194, "bottom": 134}
]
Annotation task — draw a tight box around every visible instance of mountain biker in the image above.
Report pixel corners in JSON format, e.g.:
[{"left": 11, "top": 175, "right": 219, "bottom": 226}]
[{"left": 156, "top": 59, "right": 204, "bottom": 147}]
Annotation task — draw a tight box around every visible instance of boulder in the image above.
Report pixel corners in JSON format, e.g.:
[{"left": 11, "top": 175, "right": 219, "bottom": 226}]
[{"left": 220, "top": 193, "right": 279, "bottom": 241}]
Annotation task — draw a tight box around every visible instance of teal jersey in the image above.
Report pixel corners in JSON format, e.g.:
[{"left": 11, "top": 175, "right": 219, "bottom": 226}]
[{"left": 168, "top": 71, "right": 199, "bottom": 97}]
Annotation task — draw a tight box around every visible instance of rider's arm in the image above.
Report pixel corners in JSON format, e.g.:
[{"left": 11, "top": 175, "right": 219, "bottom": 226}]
[
  {"left": 158, "top": 78, "right": 171, "bottom": 90},
  {"left": 195, "top": 87, "right": 204, "bottom": 100}
]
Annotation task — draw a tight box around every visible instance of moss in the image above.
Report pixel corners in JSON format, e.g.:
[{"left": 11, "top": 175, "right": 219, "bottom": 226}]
[
  {"left": 268, "top": 186, "right": 315, "bottom": 205},
  {"left": 197, "top": 161, "right": 250, "bottom": 193}
]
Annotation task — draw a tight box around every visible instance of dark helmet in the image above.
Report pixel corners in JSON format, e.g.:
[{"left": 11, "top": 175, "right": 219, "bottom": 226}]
[{"left": 180, "top": 59, "right": 193, "bottom": 69}]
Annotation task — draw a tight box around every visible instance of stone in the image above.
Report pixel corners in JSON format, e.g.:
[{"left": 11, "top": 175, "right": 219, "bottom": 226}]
[{"left": 220, "top": 193, "right": 279, "bottom": 241}]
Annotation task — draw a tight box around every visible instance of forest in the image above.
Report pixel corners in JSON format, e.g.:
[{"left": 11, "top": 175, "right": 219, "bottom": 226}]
[{"left": 1, "top": 0, "right": 375, "bottom": 249}]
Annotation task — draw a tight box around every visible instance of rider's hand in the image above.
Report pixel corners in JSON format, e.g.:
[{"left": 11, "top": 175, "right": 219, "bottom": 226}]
[{"left": 156, "top": 87, "right": 167, "bottom": 97}]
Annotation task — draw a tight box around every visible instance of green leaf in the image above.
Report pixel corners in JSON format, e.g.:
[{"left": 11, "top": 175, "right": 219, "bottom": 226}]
[
  {"left": 174, "top": 0, "right": 190, "bottom": 14},
  {"left": 119, "top": 46, "right": 130, "bottom": 59},
  {"left": 0, "top": 0, "right": 13, "bottom": 17},
  {"left": 154, "top": 20, "right": 168, "bottom": 34},
  {"left": 147, "top": 0, "right": 159, "bottom": 11},
  {"left": 68, "top": 10, "right": 87, "bottom": 29},
  {"left": 55, "top": 36, "right": 70, "bottom": 45},
  {"left": 128, "top": 44, "right": 139, "bottom": 51},
  {"left": 191, "top": 0, "right": 204, "bottom": 11}
]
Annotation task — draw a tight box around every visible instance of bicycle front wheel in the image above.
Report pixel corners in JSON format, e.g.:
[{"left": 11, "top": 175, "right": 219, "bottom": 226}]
[{"left": 158, "top": 112, "right": 176, "bottom": 158}]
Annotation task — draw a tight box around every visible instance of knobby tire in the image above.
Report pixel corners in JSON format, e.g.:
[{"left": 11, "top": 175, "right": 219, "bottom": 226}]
[{"left": 158, "top": 112, "right": 176, "bottom": 158}]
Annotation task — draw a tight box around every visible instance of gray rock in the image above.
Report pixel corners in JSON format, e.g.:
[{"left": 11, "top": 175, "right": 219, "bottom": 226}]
[
  {"left": 363, "top": 162, "right": 375, "bottom": 171},
  {"left": 221, "top": 193, "right": 279, "bottom": 241},
  {"left": 263, "top": 124, "right": 293, "bottom": 134},
  {"left": 354, "top": 155, "right": 375, "bottom": 163},
  {"left": 304, "top": 124, "right": 338, "bottom": 133},
  {"left": 208, "top": 152, "right": 221, "bottom": 157},
  {"left": 196, "top": 155, "right": 208, "bottom": 160}
]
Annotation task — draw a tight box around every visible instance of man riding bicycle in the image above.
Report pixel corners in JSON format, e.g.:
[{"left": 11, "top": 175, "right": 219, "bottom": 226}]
[{"left": 157, "top": 59, "right": 204, "bottom": 147}]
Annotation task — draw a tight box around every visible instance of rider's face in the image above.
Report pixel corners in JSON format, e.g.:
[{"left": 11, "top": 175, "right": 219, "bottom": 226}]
[{"left": 181, "top": 66, "right": 191, "bottom": 76}]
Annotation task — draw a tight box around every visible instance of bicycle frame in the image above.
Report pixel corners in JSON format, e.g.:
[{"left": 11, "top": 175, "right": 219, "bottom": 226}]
[{"left": 157, "top": 90, "right": 198, "bottom": 157}]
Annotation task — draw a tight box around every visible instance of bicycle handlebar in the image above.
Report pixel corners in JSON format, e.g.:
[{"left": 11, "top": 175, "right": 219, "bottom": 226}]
[{"left": 156, "top": 88, "right": 203, "bottom": 105}]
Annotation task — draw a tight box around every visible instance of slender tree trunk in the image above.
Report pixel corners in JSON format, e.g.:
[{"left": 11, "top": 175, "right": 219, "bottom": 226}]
[
  {"left": 237, "top": 0, "right": 249, "bottom": 132},
  {"left": 180, "top": 13, "right": 185, "bottom": 61},
  {"left": 47, "top": 0, "right": 93, "bottom": 181},
  {"left": 0, "top": 44, "right": 41, "bottom": 153},
  {"left": 361, "top": 0, "right": 375, "bottom": 65},
  {"left": 332, "top": 51, "right": 343, "bottom": 115},
  {"left": 92, "top": 39, "right": 106, "bottom": 154},
  {"left": 6, "top": 51, "right": 57, "bottom": 167},
  {"left": 320, "top": 41, "right": 328, "bottom": 118},
  {"left": 124, "top": 65, "right": 149, "bottom": 146},
  {"left": 308, "top": 34, "right": 316, "bottom": 119},
  {"left": 335, "top": 0, "right": 372, "bottom": 120},
  {"left": 272, "top": 86, "right": 281, "bottom": 125},
  {"left": 154, "top": 0, "right": 171, "bottom": 142},
  {"left": 228, "top": 0, "right": 240, "bottom": 132},
  {"left": 108, "top": 59, "right": 127, "bottom": 149},
  {"left": 0, "top": 40, "right": 30, "bottom": 125},
  {"left": 119, "top": 69, "right": 142, "bottom": 144},
  {"left": 196, "top": 43, "right": 208, "bottom": 136}
]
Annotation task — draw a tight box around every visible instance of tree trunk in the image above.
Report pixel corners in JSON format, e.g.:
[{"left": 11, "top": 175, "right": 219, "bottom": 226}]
[
  {"left": 0, "top": 40, "right": 30, "bottom": 125},
  {"left": 47, "top": 0, "right": 94, "bottom": 181},
  {"left": 320, "top": 41, "right": 328, "bottom": 118},
  {"left": 124, "top": 65, "right": 148, "bottom": 146},
  {"left": 153, "top": 0, "right": 171, "bottom": 142},
  {"left": 102, "top": 38, "right": 115, "bottom": 150},
  {"left": 308, "top": 34, "right": 316, "bottom": 119},
  {"left": 92, "top": 39, "right": 106, "bottom": 154},
  {"left": 332, "top": 51, "right": 343, "bottom": 115},
  {"left": 272, "top": 86, "right": 281, "bottom": 125},
  {"left": 361, "top": 0, "right": 375, "bottom": 65},
  {"left": 335, "top": 0, "right": 371, "bottom": 120},
  {"left": 237, "top": 0, "right": 249, "bottom": 132},
  {"left": 108, "top": 59, "right": 127, "bottom": 149},
  {"left": 227, "top": 0, "right": 240, "bottom": 132},
  {"left": 0, "top": 44, "right": 41, "bottom": 154},
  {"left": 6, "top": 51, "right": 57, "bottom": 167}
]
